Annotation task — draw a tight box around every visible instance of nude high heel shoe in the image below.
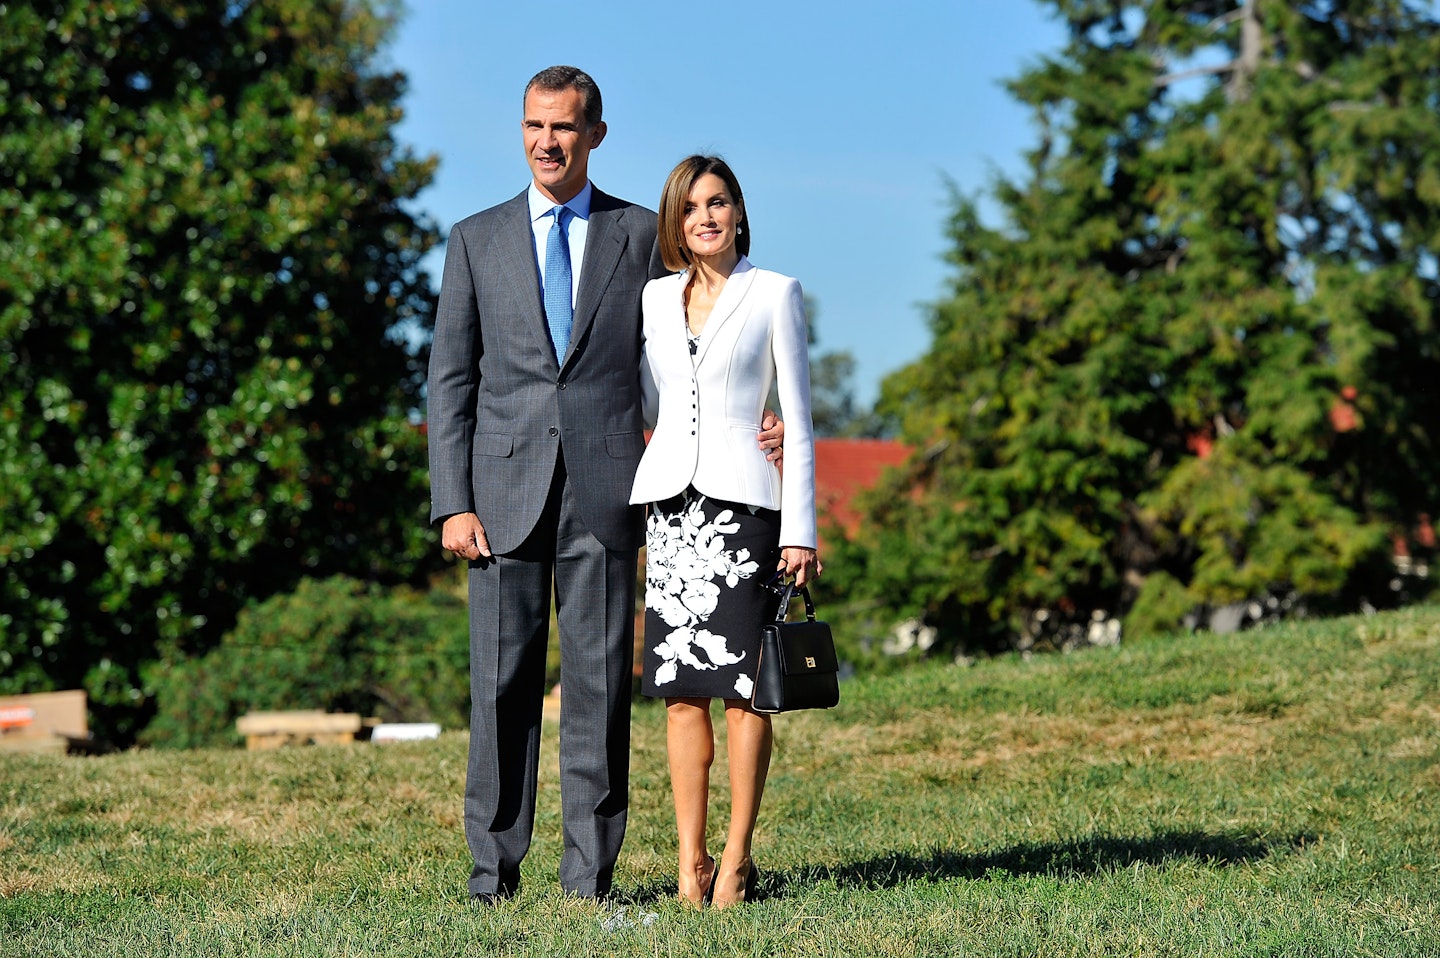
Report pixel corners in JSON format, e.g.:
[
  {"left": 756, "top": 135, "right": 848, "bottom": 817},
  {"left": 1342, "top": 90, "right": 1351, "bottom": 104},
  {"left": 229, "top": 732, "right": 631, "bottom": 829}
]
[
  {"left": 679, "top": 854, "right": 716, "bottom": 907},
  {"left": 712, "top": 858, "right": 759, "bottom": 908}
]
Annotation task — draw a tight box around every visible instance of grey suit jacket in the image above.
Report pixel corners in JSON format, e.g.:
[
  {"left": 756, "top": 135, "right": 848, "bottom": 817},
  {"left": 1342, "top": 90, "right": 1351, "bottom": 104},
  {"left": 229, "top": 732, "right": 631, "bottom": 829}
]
[{"left": 427, "top": 187, "right": 665, "bottom": 554}]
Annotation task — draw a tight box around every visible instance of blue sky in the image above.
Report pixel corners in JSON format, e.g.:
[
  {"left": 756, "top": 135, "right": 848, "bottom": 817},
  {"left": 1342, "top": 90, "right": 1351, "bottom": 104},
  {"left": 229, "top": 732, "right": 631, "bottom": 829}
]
[{"left": 386, "top": 1, "right": 1070, "bottom": 406}]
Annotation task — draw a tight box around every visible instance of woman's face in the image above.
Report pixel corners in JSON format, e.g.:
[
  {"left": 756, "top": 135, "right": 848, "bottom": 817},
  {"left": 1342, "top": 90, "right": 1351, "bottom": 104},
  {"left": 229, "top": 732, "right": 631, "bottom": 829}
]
[{"left": 682, "top": 173, "right": 743, "bottom": 262}]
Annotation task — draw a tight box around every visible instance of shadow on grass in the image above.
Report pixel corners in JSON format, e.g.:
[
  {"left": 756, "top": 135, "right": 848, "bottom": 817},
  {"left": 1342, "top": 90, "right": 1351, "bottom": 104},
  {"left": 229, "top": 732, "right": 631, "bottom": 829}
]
[
  {"left": 784, "top": 829, "right": 1315, "bottom": 894},
  {"left": 621, "top": 830, "right": 1315, "bottom": 904}
]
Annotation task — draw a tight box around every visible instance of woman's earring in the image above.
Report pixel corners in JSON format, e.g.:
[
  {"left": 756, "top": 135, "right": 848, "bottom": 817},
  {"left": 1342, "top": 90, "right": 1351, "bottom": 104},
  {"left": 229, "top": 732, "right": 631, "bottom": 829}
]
[{"left": 737, "top": 225, "right": 744, "bottom": 235}]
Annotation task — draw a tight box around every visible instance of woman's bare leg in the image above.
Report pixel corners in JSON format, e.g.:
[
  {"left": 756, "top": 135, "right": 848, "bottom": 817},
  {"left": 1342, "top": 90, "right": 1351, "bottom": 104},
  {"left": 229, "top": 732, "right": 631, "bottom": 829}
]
[
  {"left": 713, "top": 700, "right": 772, "bottom": 907},
  {"left": 666, "top": 697, "right": 717, "bottom": 904}
]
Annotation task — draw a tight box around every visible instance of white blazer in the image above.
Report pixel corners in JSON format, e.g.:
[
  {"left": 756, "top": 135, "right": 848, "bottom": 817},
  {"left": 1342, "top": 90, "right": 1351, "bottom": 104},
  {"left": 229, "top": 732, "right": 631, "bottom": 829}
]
[{"left": 629, "top": 257, "right": 817, "bottom": 550}]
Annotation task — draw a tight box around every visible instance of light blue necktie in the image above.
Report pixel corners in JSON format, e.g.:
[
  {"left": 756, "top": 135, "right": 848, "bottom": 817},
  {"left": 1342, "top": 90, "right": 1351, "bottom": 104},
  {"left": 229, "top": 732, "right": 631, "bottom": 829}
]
[{"left": 543, "top": 205, "right": 574, "bottom": 362}]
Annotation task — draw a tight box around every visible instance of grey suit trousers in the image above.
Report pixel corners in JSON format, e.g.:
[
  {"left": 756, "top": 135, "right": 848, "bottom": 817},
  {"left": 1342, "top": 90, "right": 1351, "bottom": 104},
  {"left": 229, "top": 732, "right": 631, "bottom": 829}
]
[{"left": 464, "top": 450, "right": 636, "bottom": 898}]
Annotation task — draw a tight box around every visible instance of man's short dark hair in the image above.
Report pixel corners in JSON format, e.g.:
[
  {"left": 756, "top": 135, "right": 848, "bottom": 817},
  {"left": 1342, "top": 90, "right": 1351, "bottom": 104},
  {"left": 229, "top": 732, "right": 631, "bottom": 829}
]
[{"left": 524, "top": 65, "right": 603, "bottom": 128}]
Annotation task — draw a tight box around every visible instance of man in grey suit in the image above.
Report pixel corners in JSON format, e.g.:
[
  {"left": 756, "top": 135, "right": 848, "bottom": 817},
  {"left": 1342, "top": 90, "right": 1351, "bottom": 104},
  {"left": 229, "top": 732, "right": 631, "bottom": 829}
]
[{"left": 427, "top": 66, "right": 779, "bottom": 902}]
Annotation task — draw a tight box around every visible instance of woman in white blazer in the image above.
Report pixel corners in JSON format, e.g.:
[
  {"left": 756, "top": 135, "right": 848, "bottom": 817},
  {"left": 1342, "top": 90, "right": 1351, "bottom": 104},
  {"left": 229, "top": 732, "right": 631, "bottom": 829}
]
[{"left": 629, "top": 155, "right": 818, "bottom": 908}]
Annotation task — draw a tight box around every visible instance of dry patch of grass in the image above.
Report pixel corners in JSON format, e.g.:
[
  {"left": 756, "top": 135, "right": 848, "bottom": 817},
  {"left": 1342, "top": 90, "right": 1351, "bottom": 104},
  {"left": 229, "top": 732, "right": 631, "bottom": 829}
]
[{"left": 823, "top": 696, "right": 1283, "bottom": 782}]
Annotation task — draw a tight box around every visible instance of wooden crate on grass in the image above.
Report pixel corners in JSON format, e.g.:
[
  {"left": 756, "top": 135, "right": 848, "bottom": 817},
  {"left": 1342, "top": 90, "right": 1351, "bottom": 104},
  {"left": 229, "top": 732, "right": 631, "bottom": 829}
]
[{"left": 235, "top": 710, "right": 362, "bottom": 750}]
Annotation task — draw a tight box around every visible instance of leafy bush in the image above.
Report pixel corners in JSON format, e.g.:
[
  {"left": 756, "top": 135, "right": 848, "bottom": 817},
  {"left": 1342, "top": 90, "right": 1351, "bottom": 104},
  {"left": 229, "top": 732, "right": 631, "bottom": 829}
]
[{"left": 141, "top": 577, "right": 468, "bottom": 749}]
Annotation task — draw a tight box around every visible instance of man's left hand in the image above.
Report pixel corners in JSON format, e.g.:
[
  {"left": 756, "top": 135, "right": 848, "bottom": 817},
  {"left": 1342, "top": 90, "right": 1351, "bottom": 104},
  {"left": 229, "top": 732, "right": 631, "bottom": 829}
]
[{"left": 759, "top": 409, "right": 784, "bottom": 466}]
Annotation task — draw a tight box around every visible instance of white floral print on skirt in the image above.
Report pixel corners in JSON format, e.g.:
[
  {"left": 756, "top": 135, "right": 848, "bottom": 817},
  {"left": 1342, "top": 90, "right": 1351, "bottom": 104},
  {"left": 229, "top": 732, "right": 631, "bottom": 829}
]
[{"left": 642, "top": 488, "right": 782, "bottom": 700}]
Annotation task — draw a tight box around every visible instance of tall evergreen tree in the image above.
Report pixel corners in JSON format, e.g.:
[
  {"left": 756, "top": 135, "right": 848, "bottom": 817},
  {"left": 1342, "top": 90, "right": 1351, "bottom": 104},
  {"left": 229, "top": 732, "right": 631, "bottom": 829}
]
[
  {"left": 833, "top": 0, "right": 1439, "bottom": 649},
  {"left": 0, "top": 0, "right": 440, "bottom": 739}
]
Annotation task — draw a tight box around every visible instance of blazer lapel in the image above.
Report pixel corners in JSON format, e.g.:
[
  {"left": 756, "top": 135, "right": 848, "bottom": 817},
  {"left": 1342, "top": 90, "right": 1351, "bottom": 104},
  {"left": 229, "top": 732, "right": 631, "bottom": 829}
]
[
  {"left": 494, "top": 191, "right": 557, "bottom": 371},
  {"left": 653, "top": 271, "right": 691, "bottom": 365},
  {"left": 693, "top": 256, "right": 757, "bottom": 366}
]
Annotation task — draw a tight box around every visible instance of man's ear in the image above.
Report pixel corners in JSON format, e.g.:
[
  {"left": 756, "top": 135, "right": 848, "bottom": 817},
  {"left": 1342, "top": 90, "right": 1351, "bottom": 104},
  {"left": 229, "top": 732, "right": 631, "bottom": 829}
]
[{"left": 589, "top": 120, "right": 608, "bottom": 148}]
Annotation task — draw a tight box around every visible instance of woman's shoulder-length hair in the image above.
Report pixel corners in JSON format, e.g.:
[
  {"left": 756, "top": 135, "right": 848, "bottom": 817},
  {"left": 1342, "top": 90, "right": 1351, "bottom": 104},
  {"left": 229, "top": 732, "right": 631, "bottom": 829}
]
[{"left": 657, "top": 154, "right": 750, "bottom": 273}]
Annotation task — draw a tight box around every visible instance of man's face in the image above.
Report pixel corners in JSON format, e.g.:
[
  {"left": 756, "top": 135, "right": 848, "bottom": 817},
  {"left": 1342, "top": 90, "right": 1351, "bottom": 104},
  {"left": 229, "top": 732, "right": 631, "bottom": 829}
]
[{"left": 522, "top": 86, "right": 606, "bottom": 205}]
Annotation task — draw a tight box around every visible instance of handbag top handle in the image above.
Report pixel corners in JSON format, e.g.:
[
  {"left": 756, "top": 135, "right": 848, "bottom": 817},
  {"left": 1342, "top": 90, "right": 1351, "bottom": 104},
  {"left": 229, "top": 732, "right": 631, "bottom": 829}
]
[{"left": 767, "top": 576, "right": 817, "bottom": 624}]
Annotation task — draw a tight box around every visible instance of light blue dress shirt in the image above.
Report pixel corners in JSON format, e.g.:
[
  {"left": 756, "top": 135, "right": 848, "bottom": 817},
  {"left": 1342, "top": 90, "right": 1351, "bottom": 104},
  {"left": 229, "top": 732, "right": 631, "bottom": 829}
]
[{"left": 528, "top": 181, "right": 591, "bottom": 307}]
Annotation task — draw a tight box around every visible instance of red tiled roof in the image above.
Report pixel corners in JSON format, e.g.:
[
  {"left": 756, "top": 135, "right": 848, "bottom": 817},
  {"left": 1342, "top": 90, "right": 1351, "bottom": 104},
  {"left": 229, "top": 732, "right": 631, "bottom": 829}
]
[{"left": 814, "top": 438, "right": 911, "bottom": 548}]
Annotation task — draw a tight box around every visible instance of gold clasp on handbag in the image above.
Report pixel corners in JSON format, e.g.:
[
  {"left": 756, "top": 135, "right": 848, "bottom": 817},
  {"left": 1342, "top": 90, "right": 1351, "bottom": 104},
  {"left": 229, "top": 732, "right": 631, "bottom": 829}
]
[{"left": 805, "top": 656, "right": 816, "bottom": 669}]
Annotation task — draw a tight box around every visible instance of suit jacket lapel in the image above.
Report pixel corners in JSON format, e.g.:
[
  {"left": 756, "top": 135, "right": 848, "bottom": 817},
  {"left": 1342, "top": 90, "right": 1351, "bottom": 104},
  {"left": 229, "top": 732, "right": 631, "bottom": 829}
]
[
  {"left": 494, "top": 191, "right": 558, "bottom": 371},
  {"left": 693, "top": 256, "right": 756, "bottom": 366},
  {"left": 568, "top": 189, "right": 627, "bottom": 369}
]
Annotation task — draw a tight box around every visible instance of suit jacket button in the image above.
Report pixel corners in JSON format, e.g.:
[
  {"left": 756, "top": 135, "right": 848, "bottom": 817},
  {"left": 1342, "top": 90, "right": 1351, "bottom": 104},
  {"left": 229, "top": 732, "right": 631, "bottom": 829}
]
[
  {"left": 549, "top": 426, "right": 559, "bottom": 437},
  {"left": 557, "top": 381, "right": 567, "bottom": 389}
]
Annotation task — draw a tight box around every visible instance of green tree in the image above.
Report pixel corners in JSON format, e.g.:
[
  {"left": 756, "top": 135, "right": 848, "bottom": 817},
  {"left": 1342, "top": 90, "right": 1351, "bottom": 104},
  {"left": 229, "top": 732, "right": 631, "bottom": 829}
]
[
  {"left": 0, "top": 0, "right": 441, "bottom": 741},
  {"left": 834, "top": 0, "right": 1437, "bottom": 650}
]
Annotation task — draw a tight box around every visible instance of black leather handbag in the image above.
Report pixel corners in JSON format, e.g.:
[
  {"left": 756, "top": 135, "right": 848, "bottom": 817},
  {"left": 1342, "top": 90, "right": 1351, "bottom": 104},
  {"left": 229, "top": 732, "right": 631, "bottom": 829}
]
[{"left": 751, "top": 578, "right": 840, "bottom": 713}]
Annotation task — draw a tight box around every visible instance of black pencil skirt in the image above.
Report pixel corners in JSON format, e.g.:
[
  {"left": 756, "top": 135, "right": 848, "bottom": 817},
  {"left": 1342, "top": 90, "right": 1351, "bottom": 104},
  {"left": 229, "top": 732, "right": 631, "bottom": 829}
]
[{"left": 640, "top": 488, "right": 783, "bottom": 700}]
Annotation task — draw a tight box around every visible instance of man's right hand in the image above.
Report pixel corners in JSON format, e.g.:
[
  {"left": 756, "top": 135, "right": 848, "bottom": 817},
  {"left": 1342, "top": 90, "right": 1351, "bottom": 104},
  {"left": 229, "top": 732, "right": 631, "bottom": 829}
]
[{"left": 442, "top": 512, "right": 492, "bottom": 560}]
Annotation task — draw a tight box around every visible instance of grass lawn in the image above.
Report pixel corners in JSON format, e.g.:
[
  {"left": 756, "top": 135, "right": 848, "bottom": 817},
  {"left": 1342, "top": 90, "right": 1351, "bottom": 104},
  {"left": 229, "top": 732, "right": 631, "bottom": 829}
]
[{"left": 3, "top": 605, "right": 1438, "bottom": 957}]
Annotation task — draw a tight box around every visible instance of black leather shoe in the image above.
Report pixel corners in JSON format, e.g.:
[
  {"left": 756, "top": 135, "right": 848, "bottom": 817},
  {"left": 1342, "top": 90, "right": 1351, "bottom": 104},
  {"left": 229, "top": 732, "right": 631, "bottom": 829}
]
[{"left": 469, "top": 887, "right": 515, "bottom": 906}]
